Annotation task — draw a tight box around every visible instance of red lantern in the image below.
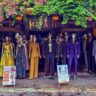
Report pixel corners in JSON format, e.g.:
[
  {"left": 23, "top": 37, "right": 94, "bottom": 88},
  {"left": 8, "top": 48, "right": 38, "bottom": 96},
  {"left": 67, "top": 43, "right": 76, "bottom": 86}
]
[
  {"left": 52, "top": 14, "right": 59, "bottom": 21},
  {"left": 16, "top": 15, "right": 23, "bottom": 21}
]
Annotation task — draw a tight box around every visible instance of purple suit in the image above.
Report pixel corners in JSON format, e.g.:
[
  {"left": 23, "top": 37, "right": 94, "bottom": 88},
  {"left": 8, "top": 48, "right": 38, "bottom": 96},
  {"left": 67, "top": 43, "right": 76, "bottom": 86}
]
[{"left": 68, "top": 40, "right": 80, "bottom": 75}]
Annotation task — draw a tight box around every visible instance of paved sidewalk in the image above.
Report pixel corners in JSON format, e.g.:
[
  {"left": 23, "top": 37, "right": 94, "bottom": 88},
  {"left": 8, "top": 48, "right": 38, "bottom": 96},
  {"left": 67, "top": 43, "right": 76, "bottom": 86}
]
[{"left": 0, "top": 72, "right": 96, "bottom": 96}]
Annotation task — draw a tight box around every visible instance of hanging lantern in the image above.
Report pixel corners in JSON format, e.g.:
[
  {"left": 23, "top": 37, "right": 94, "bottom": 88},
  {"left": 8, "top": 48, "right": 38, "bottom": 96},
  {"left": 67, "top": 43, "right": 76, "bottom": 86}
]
[
  {"left": 16, "top": 15, "right": 23, "bottom": 21},
  {"left": 24, "top": 8, "right": 33, "bottom": 15},
  {"left": 52, "top": 14, "right": 59, "bottom": 21}
]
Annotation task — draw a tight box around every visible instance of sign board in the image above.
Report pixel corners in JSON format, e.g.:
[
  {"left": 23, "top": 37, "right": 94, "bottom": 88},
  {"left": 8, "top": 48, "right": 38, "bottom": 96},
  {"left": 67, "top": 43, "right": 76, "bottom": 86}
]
[
  {"left": 25, "top": 16, "right": 53, "bottom": 31},
  {"left": 2, "top": 66, "right": 16, "bottom": 86},
  {"left": 57, "top": 64, "right": 69, "bottom": 84}
]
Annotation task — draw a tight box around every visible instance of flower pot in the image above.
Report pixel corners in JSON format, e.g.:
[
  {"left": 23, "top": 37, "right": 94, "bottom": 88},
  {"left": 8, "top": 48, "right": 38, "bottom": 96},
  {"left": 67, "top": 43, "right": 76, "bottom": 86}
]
[
  {"left": 24, "top": 8, "right": 33, "bottom": 15},
  {"left": 16, "top": 15, "right": 23, "bottom": 21}
]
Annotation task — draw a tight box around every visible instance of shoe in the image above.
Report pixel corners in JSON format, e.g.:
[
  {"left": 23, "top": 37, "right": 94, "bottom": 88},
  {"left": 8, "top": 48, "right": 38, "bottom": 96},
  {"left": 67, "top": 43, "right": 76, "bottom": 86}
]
[
  {"left": 49, "top": 76, "right": 54, "bottom": 80},
  {"left": 44, "top": 76, "right": 49, "bottom": 79},
  {"left": 87, "top": 70, "right": 92, "bottom": 74},
  {"left": 51, "top": 76, "right": 54, "bottom": 80},
  {"left": 74, "top": 75, "right": 77, "bottom": 80}
]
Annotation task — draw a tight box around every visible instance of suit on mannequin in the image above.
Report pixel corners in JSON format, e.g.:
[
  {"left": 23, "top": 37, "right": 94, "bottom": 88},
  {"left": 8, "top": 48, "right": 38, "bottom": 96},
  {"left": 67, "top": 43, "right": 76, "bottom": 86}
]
[
  {"left": 83, "top": 34, "right": 88, "bottom": 71},
  {"left": 43, "top": 33, "right": 56, "bottom": 79},
  {"left": 68, "top": 34, "right": 80, "bottom": 80},
  {"left": 86, "top": 33, "right": 93, "bottom": 73},
  {"left": 56, "top": 36, "right": 63, "bottom": 64},
  {"left": 62, "top": 33, "right": 69, "bottom": 64},
  {"left": 29, "top": 35, "right": 41, "bottom": 80}
]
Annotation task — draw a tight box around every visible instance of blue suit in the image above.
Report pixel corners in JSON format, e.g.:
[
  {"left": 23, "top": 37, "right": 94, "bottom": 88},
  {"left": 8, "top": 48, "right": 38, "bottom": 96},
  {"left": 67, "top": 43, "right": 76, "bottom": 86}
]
[{"left": 68, "top": 40, "right": 80, "bottom": 75}]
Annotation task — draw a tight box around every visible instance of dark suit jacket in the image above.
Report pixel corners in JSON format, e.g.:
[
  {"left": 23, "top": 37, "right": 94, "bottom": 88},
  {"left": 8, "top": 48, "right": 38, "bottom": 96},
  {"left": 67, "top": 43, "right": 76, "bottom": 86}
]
[{"left": 42, "top": 40, "right": 56, "bottom": 57}]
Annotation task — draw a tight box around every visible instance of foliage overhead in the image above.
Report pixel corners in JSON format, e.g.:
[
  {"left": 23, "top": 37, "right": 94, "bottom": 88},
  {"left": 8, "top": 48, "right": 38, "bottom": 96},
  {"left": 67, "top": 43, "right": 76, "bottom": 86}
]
[
  {"left": 0, "top": 0, "right": 96, "bottom": 27},
  {"left": 32, "top": 0, "right": 96, "bottom": 27}
]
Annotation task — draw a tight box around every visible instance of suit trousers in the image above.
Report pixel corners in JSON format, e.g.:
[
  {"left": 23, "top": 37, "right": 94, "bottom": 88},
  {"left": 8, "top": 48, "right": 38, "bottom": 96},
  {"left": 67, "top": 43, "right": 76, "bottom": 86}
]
[
  {"left": 69, "top": 55, "right": 78, "bottom": 76},
  {"left": 29, "top": 57, "right": 39, "bottom": 79},
  {"left": 46, "top": 53, "right": 55, "bottom": 76}
]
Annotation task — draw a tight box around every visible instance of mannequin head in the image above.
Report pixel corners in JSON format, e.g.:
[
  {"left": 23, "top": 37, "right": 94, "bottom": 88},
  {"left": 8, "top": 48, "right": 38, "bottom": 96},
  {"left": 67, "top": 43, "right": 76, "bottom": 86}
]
[
  {"left": 65, "top": 33, "right": 68, "bottom": 41},
  {"left": 15, "top": 33, "right": 19, "bottom": 39},
  {"left": 23, "top": 35, "right": 26, "bottom": 40},
  {"left": 30, "top": 35, "right": 33, "bottom": 42},
  {"left": 19, "top": 36, "right": 23, "bottom": 43},
  {"left": 59, "top": 33, "right": 63, "bottom": 37},
  {"left": 72, "top": 33, "right": 76, "bottom": 39},
  {"left": 83, "top": 34, "right": 87, "bottom": 40},
  {"left": 33, "top": 35, "right": 37, "bottom": 43},
  {"left": 17, "top": 35, "right": 22, "bottom": 43},
  {"left": 5, "top": 36, "right": 9, "bottom": 42},
  {"left": 88, "top": 33, "right": 92, "bottom": 41}
]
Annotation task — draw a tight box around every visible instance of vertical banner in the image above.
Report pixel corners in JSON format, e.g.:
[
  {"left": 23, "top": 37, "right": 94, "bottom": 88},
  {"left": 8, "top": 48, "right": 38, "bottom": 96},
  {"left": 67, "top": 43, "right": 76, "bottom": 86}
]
[
  {"left": 2, "top": 66, "right": 16, "bottom": 86},
  {"left": 57, "top": 65, "right": 69, "bottom": 84}
]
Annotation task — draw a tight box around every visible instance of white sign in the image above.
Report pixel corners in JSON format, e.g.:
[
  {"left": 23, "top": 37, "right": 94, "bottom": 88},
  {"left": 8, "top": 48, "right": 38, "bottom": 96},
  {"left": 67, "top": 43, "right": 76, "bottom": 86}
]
[
  {"left": 57, "top": 65, "right": 69, "bottom": 84},
  {"left": 2, "top": 66, "right": 16, "bottom": 86}
]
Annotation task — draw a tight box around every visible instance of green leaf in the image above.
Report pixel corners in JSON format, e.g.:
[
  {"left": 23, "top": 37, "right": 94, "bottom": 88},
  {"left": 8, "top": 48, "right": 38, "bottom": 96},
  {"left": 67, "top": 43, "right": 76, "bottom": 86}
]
[{"left": 67, "top": 0, "right": 73, "bottom": 4}]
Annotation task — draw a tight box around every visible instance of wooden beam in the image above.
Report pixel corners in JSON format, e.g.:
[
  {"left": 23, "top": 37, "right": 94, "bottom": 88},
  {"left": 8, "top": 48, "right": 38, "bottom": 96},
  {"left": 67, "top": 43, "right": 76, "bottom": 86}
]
[
  {"left": 61, "top": 28, "right": 86, "bottom": 32},
  {"left": 0, "top": 27, "right": 21, "bottom": 33}
]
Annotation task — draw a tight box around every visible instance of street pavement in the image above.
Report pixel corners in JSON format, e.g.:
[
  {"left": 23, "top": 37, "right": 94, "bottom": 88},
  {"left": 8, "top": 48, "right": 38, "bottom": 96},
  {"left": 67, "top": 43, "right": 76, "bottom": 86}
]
[{"left": 0, "top": 72, "right": 96, "bottom": 96}]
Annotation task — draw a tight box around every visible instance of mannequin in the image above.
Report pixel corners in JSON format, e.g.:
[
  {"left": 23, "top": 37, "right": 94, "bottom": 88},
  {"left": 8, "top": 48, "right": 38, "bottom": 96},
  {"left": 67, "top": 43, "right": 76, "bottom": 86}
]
[
  {"left": 16, "top": 36, "right": 27, "bottom": 79},
  {"left": 86, "top": 33, "right": 93, "bottom": 73},
  {"left": 29, "top": 35, "right": 41, "bottom": 80},
  {"left": 43, "top": 33, "right": 56, "bottom": 79},
  {"left": 62, "top": 33, "right": 69, "bottom": 64},
  {"left": 22, "top": 35, "right": 29, "bottom": 71},
  {"left": 68, "top": 33, "right": 80, "bottom": 80},
  {"left": 56, "top": 36, "right": 63, "bottom": 64},
  {"left": 0, "top": 36, "right": 14, "bottom": 77},
  {"left": 43, "top": 17, "right": 48, "bottom": 28},
  {"left": 83, "top": 34, "right": 88, "bottom": 71}
]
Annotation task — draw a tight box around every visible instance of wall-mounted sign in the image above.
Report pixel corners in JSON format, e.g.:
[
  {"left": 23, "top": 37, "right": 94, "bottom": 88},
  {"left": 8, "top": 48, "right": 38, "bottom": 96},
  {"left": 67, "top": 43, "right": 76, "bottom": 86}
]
[{"left": 25, "top": 16, "right": 57, "bottom": 31}]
